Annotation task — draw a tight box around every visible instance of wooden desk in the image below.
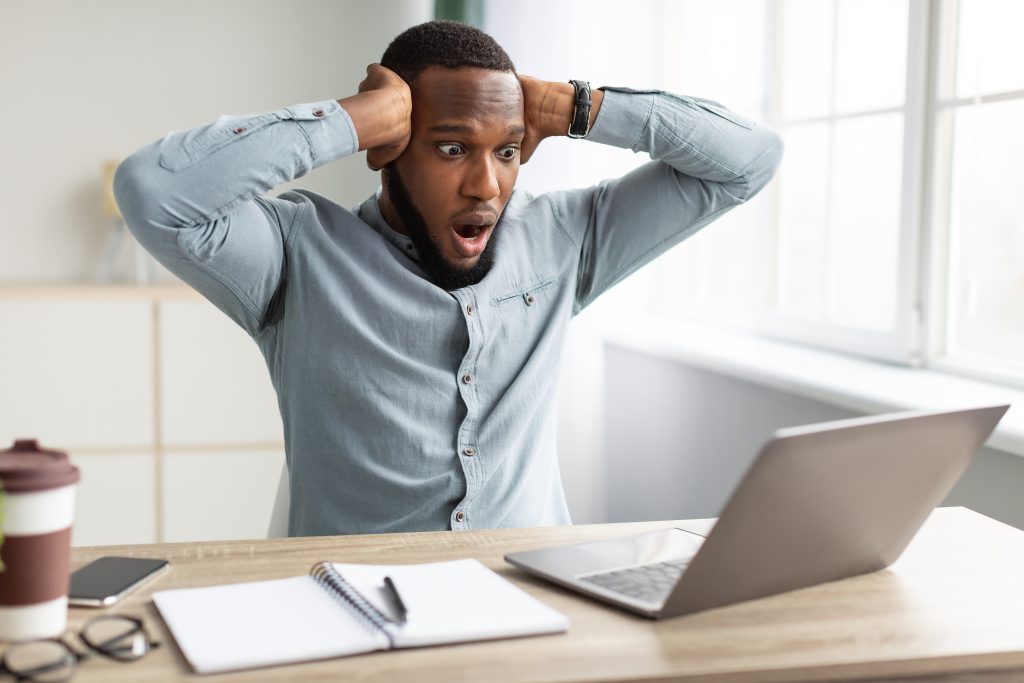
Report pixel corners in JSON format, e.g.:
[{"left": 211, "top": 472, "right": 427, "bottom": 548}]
[{"left": 57, "top": 507, "right": 1024, "bottom": 682}]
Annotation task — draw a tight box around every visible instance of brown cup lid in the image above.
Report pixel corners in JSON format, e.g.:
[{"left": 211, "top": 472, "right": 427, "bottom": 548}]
[{"left": 0, "top": 439, "right": 80, "bottom": 493}]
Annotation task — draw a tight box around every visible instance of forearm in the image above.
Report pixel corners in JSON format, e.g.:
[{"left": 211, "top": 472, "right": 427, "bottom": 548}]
[
  {"left": 548, "top": 88, "right": 784, "bottom": 311},
  {"left": 114, "top": 99, "right": 359, "bottom": 233},
  {"left": 587, "top": 88, "right": 784, "bottom": 201}
]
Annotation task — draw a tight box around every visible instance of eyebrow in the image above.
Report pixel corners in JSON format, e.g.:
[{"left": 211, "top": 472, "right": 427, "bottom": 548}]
[{"left": 428, "top": 124, "right": 527, "bottom": 137}]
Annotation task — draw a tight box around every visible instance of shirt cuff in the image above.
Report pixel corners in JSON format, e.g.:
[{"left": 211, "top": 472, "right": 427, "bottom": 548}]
[
  {"left": 585, "top": 87, "right": 658, "bottom": 149},
  {"left": 289, "top": 99, "right": 359, "bottom": 166}
]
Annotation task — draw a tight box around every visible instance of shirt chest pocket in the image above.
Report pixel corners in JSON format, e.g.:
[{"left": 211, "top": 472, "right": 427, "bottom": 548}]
[{"left": 489, "top": 277, "right": 559, "bottom": 345}]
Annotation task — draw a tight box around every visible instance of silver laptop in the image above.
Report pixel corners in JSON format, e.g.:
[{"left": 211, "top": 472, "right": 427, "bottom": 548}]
[{"left": 505, "top": 405, "right": 1009, "bottom": 619}]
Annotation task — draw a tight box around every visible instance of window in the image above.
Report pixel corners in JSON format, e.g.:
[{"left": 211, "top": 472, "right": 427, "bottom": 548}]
[
  {"left": 776, "top": 0, "right": 909, "bottom": 333},
  {"left": 755, "top": 0, "right": 923, "bottom": 363},
  {"left": 487, "top": 0, "right": 1024, "bottom": 388},
  {"left": 665, "top": 0, "right": 1024, "bottom": 386},
  {"left": 930, "top": 0, "right": 1024, "bottom": 384}
]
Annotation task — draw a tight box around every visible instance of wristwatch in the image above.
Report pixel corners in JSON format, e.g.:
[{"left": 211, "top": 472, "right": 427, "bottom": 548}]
[{"left": 567, "top": 80, "right": 592, "bottom": 139}]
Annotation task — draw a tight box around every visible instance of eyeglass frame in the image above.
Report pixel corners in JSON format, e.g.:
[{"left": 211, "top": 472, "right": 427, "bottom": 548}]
[{"left": 0, "top": 615, "right": 161, "bottom": 683}]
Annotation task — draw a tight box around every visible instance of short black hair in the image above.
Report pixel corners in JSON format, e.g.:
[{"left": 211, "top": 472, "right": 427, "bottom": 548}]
[{"left": 381, "top": 20, "right": 516, "bottom": 85}]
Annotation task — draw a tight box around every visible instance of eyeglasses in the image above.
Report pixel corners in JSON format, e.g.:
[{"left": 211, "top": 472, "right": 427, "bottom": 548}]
[{"left": 0, "top": 615, "right": 160, "bottom": 683}]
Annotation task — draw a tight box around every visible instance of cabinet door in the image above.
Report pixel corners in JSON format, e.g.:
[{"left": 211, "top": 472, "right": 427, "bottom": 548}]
[
  {"left": 158, "top": 299, "right": 284, "bottom": 446},
  {"left": 162, "top": 449, "right": 285, "bottom": 542},
  {"left": 0, "top": 298, "right": 154, "bottom": 448},
  {"left": 72, "top": 452, "right": 156, "bottom": 546}
]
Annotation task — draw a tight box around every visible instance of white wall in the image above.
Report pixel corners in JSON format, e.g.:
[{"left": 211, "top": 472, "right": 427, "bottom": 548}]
[
  {"left": 603, "top": 344, "right": 1024, "bottom": 531},
  {"left": 0, "top": 0, "right": 432, "bottom": 283}
]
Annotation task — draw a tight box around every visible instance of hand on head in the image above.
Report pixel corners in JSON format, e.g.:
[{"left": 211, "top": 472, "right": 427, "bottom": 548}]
[
  {"left": 517, "top": 73, "right": 552, "bottom": 165},
  {"left": 357, "top": 63, "right": 413, "bottom": 171}
]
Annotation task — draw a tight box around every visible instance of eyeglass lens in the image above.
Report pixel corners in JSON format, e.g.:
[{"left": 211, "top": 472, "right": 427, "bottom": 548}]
[
  {"left": 2, "top": 616, "right": 155, "bottom": 683},
  {"left": 2, "top": 640, "right": 75, "bottom": 683}
]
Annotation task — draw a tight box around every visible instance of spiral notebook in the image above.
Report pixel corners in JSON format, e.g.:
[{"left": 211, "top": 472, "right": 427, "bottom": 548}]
[{"left": 152, "top": 558, "right": 568, "bottom": 674}]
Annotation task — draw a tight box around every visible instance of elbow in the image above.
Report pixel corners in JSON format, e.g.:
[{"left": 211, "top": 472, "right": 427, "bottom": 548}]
[
  {"left": 763, "top": 128, "right": 786, "bottom": 179},
  {"left": 113, "top": 145, "right": 183, "bottom": 238},
  {"left": 739, "top": 127, "right": 784, "bottom": 202},
  {"left": 112, "top": 150, "right": 154, "bottom": 234}
]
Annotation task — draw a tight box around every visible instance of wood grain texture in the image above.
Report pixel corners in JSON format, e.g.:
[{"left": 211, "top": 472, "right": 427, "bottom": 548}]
[{"left": 31, "top": 507, "right": 1024, "bottom": 682}]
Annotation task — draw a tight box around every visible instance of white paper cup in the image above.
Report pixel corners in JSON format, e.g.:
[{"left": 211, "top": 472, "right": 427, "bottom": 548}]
[{"left": 0, "top": 440, "right": 80, "bottom": 641}]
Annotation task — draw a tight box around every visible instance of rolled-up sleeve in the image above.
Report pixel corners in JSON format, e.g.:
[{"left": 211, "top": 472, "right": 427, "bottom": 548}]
[
  {"left": 113, "top": 99, "right": 359, "bottom": 335},
  {"left": 545, "top": 87, "right": 784, "bottom": 313}
]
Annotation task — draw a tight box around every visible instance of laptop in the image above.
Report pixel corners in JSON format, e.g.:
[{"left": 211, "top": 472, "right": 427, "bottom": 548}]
[{"left": 505, "top": 404, "right": 1009, "bottom": 619}]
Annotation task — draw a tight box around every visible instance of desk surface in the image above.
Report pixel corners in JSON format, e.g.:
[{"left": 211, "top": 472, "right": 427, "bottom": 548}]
[{"left": 58, "top": 507, "right": 1024, "bottom": 683}]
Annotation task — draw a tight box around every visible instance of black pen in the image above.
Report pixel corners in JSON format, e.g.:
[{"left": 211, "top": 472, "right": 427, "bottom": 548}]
[{"left": 383, "top": 575, "right": 408, "bottom": 624}]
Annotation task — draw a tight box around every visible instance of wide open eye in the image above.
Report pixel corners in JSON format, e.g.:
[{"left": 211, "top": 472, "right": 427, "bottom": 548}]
[{"left": 437, "top": 143, "right": 465, "bottom": 156}]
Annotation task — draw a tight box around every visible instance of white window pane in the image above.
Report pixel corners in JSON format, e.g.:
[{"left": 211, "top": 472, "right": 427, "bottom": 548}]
[
  {"left": 776, "top": 123, "right": 830, "bottom": 319},
  {"left": 830, "top": 113, "right": 903, "bottom": 331},
  {"left": 834, "top": 0, "right": 908, "bottom": 114},
  {"left": 684, "top": 0, "right": 767, "bottom": 109},
  {"left": 948, "top": 99, "right": 1024, "bottom": 369},
  {"left": 780, "top": 0, "right": 834, "bottom": 121},
  {"left": 956, "top": 0, "right": 1024, "bottom": 99},
  {"left": 660, "top": 238, "right": 708, "bottom": 314},
  {"left": 671, "top": 199, "right": 773, "bottom": 322}
]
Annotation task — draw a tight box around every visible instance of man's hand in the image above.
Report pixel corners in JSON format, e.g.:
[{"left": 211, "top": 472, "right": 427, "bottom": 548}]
[
  {"left": 338, "top": 64, "right": 412, "bottom": 171},
  {"left": 518, "top": 74, "right": 604, "bottom": 164}
]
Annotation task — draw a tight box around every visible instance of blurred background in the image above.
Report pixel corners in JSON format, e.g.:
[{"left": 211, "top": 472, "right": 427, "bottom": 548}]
[{"left": 2, "top": 0, "right": 1023, "bottom": 545}]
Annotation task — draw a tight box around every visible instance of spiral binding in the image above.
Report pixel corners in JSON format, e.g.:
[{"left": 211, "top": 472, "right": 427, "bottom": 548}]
[{"left": 310, "top": 561, "right": 396, "bottom": 647}]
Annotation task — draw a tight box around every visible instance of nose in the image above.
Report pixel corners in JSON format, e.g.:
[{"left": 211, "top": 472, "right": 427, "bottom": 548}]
[{"left": 460, "top": 154, "right": 500, "bottom": 202}]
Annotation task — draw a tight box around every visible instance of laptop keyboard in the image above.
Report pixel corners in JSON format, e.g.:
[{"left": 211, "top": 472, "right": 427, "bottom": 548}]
[{"left": 579, "top": 559, "right": 689, "bottom": 604}]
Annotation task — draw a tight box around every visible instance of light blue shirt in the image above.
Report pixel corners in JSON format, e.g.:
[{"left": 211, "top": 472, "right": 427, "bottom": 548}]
[{"left": 114, "top": 87, "right": 783, "bottom": 537}]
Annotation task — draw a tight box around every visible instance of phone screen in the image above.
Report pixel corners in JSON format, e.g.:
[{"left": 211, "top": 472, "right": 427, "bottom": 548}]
[{"left": 70, "top": 557, "right": 169, "bottom": 601}]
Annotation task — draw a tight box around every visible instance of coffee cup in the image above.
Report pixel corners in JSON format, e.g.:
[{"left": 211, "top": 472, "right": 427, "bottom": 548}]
[{"left": 0, "top": 439, "right": 80, "bottom": 641}]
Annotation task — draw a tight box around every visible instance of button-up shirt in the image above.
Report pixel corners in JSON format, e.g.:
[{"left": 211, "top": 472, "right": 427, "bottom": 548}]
[{"left": 114, "top": 87, "right": 783, "bottom": 537}]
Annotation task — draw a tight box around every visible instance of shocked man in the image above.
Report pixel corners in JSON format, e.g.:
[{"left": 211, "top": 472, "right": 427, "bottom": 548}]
[{"left": 114, "top": 20, "right": 783, "bottom": 537}]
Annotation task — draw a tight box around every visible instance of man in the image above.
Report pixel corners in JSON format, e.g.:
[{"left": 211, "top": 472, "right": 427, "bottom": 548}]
[{"left": 115, "top": 20, "right": 783, "bottom": 537}]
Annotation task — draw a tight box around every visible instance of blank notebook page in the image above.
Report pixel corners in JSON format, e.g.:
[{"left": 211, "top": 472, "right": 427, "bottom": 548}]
[
  {"left": 153, "top": 576, "right": 388, "bottom": 674},
  {"left": 331, "top": 558, "right": 569, "bottom": 648}
]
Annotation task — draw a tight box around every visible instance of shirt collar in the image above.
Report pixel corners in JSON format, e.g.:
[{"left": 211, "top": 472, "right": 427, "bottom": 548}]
[{"left": 358, "top": 186, "right": 421, "bottom": 262}]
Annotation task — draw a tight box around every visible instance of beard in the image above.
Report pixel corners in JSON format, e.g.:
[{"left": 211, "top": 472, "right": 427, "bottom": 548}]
[{"left": 383, "top": 163, "right": 502, "bottom": 291}]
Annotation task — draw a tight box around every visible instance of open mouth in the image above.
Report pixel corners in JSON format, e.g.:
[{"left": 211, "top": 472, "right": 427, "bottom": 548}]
[
  {"left": 450, "top": 222, "right": 493, "bottom": 258},
  {"left": 454, "top": 224, "right": 486, "bottom": 239}
]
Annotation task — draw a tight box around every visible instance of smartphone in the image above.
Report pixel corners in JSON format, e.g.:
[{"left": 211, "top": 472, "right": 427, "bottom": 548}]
[{"left": 69, "top": 556, "right": 170, "bottom": 607}]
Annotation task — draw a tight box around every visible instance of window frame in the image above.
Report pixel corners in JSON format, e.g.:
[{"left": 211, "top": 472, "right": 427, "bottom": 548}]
[
  {"left": 921, "top": 0, "right": 1024, "bottom": 389},
  {"left": 752, "top": 0, "right": 931, "bottom": 366}
]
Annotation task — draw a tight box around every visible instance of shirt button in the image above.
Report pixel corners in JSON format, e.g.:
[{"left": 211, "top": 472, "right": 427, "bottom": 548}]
[
  {"left": 463, "top": 447, "right": 475, "bottom": 457},
  {"left": 466, "top": 305, "right": 473, "bottom": 316},
  {"left": 405, "top": 243, "right": 414, "bottom": 251},
  {"left": 524, "top": 293, "right": 536, "bottom": 305},
  {"left": 462, "top": 373, "right": 473, "bottom": 384},
  {"left": 455, "top": 511, "right": 466, "bottom": 522},
  {"left": 233, "top": 126, "right": 246, "bottom": 134},
  {"left": 312, "top": 109, "right": 325, "bottom": 117}
]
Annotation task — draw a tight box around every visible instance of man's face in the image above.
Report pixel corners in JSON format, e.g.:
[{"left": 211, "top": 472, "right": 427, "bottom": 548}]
[{"left": 382, "top": 66, "right": 524, "bottom": 290}]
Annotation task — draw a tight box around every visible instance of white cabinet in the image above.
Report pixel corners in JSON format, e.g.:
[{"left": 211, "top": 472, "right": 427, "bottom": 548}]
[
  {"left": 162, "top": 449, "right": 284, "bottom": 542},
  {"left": 159, "top": 300, "right": 283, "bottom": 446},
  {"left": 0, "top": 297, "right": 154, "bottom": 448},
  {"left": 72, "top": 452, "right": 156, "bottom": 546},
  {"left": 0, "top": 287, "right": 285, "bottom": 546}
]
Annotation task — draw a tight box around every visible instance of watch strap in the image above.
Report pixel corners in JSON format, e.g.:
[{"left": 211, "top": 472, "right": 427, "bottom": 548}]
[{"left": 567, "top": 79, "right": 592, "bottom": 139}]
